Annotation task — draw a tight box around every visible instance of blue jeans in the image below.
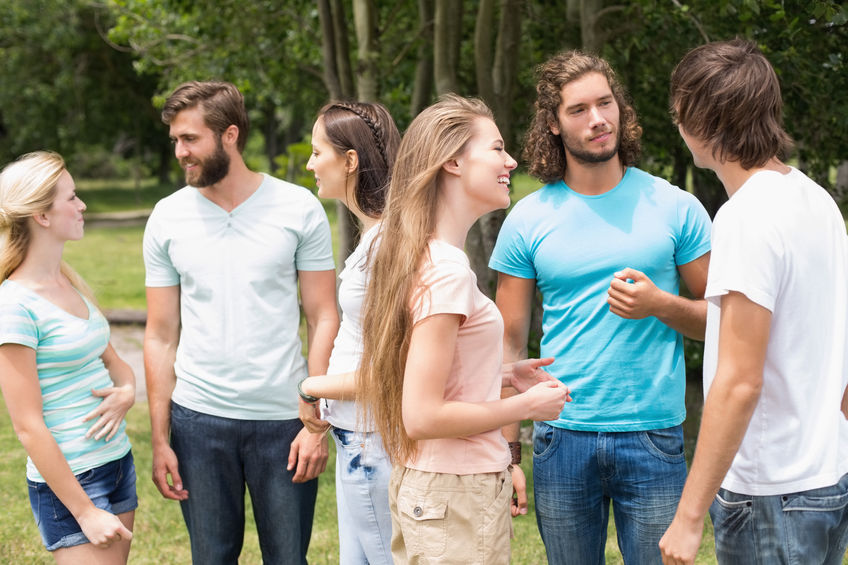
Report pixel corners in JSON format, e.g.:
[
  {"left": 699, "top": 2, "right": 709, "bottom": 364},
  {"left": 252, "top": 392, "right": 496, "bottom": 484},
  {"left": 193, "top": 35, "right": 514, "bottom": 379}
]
[
  {"left": 28, "top": 451, "right": 137, "bottom": 551},
  {"left": 533, "top": 422, "right": 687, "bottom": 565},
  {"left": 710, "top": 473, "right": 848, "bottom": 564},
  {"left": 331, "top": 427, "right": 393, "bottom": 565},
  {"left": 170, "top": 402, "right": 318, "bottom": 565}
]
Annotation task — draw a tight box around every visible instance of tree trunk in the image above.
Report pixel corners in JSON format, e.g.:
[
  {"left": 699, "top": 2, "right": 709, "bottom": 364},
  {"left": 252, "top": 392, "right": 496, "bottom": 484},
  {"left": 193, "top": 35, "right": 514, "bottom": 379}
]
[
  {"left": 332, "top": 0, "right": 355, "bottom": 100},
  {"left": 410, "top": 0, "right": 435, "bottom": 116},
  {"left": 492, "top": 0, "right": 522, "bottom": 144},
  {"left": 835, "top": 160, "right": 848, "bottom": 206},
  {"left": 353, "top": 0, "right": 378, "bottom": 102},
  {"left": 434, "top": 0, "right": 462, "bottom": 94},
  {"left": 317, "top": 0, "right": 343, "bottom": 100},
  {"left": 580, "top": 0, "right": 605, "bottom": 53},
  {"left": 474, "top": 0, "right": 495, "bottom": 105}
]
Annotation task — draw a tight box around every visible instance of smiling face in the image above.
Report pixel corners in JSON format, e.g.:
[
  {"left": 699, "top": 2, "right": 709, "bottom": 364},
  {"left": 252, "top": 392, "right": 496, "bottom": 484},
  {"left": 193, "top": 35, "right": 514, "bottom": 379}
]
[
  {"left": 551, "top": 72, "right": 621, "bottom": 166},
  {"left": 43, "top": 169, "right": 86, "bottom": 241},
  {"left": 456, "top": 117, "right": 517, "bottom": 214},
  {"left": 169, "top": 106, "right": 231, "bottom": 188},
  {"left": 306, "top": 116, "right": 352, "bottom": 202}
]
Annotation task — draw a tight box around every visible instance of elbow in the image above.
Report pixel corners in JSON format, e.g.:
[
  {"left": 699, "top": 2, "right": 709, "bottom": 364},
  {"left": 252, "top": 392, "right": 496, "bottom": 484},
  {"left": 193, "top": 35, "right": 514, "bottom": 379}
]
[{"left": 403, "top": 413, "right": 433, "bottom": 441}]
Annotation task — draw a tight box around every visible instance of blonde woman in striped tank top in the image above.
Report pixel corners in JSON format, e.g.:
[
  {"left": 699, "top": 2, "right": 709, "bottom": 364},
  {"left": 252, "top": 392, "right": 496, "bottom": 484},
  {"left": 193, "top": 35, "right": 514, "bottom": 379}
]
[{"left": 0, "top": 151, "right": 137, "bottom": 563}]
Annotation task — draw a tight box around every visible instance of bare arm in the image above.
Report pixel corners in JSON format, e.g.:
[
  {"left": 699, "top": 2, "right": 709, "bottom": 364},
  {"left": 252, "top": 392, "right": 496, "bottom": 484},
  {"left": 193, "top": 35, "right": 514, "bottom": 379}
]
[
  {"left": 607, "top": 252, "right": 710, "bottom": 340},
  {"left": 298, "top": 269, "right": 340, "bottom": 376},
  {"left": 402, "top": 313, "right": 566, "bottom": 441},
  {"left": 0, "top": 344, "right": 132, "bottom": 547},
  {"left": 83, "top": 343, "right": 136, "bottom": 442},
  {"left": 659, "top": 291, "right": 769, "bottom": 564},
  {"left": 288, "top": 269, "right": 339, "bottom": 483},
  {"left": 144, "top": 285, "right": 187, "bottom": 500}
]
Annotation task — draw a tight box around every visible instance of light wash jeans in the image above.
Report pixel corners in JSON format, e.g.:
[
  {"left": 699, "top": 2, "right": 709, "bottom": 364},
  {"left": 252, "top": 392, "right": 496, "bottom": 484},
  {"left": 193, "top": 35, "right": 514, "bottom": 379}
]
[
  {"left": 710, "top": 472, "right": 848, "bottom": 564},
  {"left": 533, "top": 422, "right": 687, "bottom": 564},
  {"left": 331, "top": 427, "right": 393, "bottom": 565},
  {"left": 170, "top": 402, "right": 318, "bottom": 565}
]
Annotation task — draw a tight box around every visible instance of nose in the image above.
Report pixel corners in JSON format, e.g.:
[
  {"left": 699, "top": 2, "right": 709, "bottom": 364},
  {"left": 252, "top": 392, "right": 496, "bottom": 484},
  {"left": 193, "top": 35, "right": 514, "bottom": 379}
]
[
  {"left": 78, "top": 198, "right": 87, "bottom": 212},
  {"left": 505, "top": 151, "right": 518, "bottom": 170},
  {"left": 175, "top": 140, "right": 189, "bottom": 159},
  {"left": 588, "top": 105, "right": 606, "bottom": 127},
  {"left": 306, "top": 154, "right": 315, "bottom": 172}
]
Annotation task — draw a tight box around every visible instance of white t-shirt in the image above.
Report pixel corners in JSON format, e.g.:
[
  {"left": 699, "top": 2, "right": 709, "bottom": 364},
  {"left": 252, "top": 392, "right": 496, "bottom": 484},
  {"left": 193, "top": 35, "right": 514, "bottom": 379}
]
[
  {"left": 143, "top": 174, "right": 334, "bottom": 420},
  {"left": 322, "top": 222, "right": 379, "bottom": 431},
  {"left": 703, "top": 167, "right": 848, "bottom": 495}
]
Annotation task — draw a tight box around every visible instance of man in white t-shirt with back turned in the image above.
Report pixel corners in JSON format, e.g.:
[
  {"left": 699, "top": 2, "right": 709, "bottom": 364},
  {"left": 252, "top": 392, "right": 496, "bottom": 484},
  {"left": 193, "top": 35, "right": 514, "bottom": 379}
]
[{"left": 660, "top": 39, "right": 848, "bottom": 565}]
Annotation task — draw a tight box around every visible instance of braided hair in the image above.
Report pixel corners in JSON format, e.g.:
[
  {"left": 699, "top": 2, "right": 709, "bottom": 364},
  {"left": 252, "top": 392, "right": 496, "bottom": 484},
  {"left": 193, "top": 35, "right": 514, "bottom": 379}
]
[{"left": 317, "top": 102, "right": 401, "bottom": 218}]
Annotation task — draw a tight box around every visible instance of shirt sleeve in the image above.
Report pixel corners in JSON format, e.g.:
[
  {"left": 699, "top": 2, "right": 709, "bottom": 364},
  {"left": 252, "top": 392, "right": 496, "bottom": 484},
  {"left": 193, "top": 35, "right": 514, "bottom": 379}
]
[
  {"left": 412, "top": 260, "right": 476, "bottom": 326},
  {"left": 705, "top": 205, "right": 780, "bottom": 312},
  {"left": 143, "top": 208, "right": 181, "bottom": 287},
  {"left": 488, "top": 203, "right": 537, "bottom": 279},
  {"left": 295, "top": 196, "right": 335, "bottom": 272},
  {"left": 674, "top": 190, "right": 712, "bottom": 266},
  {"left": 0, "top": 302, "right": 38, "bottom": 349}
]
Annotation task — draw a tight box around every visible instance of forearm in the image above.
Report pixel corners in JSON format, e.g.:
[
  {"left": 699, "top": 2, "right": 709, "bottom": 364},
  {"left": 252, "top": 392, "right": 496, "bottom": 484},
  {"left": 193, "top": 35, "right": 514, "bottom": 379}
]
[
  {"left": 144, "top": 338, "right": 177, "bottom": 447},
  {"left": 675, "top": 371, "right": 761, "bottom": 524},
  {"left": 18, "top": 424, "right": 97, "bottom": 519},
  {"left": 656, "top": 293, "right": 707, "bottom": 340},
  {"left": 306, "top": 315, "right": 338, "bottom": 376},
  {"left": 404, "top": 395, "right": 529, "bottom": 440},
  {"left": 301, "top": 371, "right": 356, "bottom": 400}
]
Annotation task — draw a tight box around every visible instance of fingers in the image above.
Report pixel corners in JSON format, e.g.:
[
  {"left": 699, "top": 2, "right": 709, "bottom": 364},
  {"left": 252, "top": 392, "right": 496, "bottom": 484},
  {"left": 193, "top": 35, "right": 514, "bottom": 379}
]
[
  {"left": 613, "top": 267, "right": 645, "bottom": 281},
  {"left": 527, "top": 357, "right": 555, "bottom": 369}
]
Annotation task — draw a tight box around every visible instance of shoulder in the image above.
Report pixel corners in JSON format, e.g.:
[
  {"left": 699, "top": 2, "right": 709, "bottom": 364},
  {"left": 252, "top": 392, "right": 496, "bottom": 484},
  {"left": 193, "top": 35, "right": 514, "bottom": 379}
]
[
  {"left": 0, "top": 283, "right": 37, "bottom": 325},
  {"left": 260, "top": 174, "right": 324, "bottom": 209}
]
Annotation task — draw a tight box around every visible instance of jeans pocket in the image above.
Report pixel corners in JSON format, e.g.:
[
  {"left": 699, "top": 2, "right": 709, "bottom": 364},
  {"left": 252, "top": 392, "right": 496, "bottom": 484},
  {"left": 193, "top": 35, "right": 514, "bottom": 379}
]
[
  {"left": 532, "top": 422, "right": 558, "bottom": 462},
  {"left": 781, "top": 483, "right": 848, "bottom": 563},
  {"left": 396, "top": 492, "right": 448, "bottom": 557},
  {"left": 711, "top": 490, "right": 753, "bottom": 538},
  {"left": 639, "top": 426, "right": 685, "bottom": 463}
]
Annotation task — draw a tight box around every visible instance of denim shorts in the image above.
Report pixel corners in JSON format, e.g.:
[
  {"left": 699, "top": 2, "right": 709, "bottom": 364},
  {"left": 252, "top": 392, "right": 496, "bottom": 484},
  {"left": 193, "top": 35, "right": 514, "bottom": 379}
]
[{"left": 27, "top": 450, "right": 137, "bottom": 551}]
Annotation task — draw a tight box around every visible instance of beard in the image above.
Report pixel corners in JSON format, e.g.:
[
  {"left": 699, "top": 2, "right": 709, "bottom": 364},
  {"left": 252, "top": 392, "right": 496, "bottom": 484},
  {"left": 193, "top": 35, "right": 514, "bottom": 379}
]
[
  {"left": 561, "top": 130, "right": 619, "bottom": 165},
  {"left": 183, "top": 137, "right": 231, "bottom": 187}
]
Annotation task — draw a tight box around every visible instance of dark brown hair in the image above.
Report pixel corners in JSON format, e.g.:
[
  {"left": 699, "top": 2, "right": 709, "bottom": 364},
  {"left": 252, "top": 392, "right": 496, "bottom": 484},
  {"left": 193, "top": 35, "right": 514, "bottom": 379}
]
[
  {"left": 670, "top": 38, "right": 793, "bottom": 169},
  {"left": 524, "top": 51, "right": 642, "bottom": 183},
  {"left": 317, "top": 102, "right": 401, "bottom": 218},
  {"left": 161, "top": 81, "right": 250, "bottom": 153}
]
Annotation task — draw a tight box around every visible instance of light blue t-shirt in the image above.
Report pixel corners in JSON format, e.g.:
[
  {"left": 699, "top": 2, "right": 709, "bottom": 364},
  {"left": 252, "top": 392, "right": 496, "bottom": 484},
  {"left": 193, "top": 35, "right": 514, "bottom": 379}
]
[
  {"left": 489, "top": 167, "right": 711, "bottom": 431},
  {"left": 143, "top": 174, "right": 335, "bottom": 420},
  {"left": 0, "top": 280, "right": 132, "bottom": 481}
]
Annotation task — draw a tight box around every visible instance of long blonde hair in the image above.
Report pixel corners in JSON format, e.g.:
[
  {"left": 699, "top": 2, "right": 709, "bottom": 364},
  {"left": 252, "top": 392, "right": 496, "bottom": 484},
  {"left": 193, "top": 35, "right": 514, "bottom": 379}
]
[
  {"left": 0, "top": 151, "right": 94, "bottom": 299},
  {"left": 358, "top": 94, "right": 494, "bottom": 464}
]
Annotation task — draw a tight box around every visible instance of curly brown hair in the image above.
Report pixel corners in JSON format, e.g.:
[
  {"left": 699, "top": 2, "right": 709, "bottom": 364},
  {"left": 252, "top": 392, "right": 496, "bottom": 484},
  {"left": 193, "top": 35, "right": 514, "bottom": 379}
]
[{"left": 524, "top": 51, "right": 642, "bottom": 184}]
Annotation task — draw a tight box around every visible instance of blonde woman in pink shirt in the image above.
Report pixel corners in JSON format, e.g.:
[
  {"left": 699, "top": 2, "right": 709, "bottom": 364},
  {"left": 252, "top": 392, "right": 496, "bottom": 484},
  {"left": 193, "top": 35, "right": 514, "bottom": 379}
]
[{"left": 358, "top": 95, "right": 570, "bottom": 564}]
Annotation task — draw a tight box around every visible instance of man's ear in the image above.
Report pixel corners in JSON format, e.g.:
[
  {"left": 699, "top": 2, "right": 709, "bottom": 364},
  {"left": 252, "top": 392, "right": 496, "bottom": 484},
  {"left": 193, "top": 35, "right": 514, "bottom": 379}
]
[
  {"left": 345, "top": 150, "right": 359, "bottom": 175},
  {"left": 548, "top": 118, "right": 560, "bottom": 137},
  {"left": 222, "top": 124, "right": 239, "bottom": 148},
  {"left": 442, "top": 158, "right": 461, "bottom": 177}
]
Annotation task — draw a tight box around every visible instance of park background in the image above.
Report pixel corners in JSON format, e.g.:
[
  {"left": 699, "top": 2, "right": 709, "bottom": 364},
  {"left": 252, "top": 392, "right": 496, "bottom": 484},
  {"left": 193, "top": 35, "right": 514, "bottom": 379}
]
[{"left": 1, "top": 0, "right": 847, "bottom": 563}]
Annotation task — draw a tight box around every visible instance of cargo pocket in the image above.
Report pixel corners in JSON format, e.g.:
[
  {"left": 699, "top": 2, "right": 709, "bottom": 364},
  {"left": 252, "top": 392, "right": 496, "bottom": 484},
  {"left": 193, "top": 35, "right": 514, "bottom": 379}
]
[{"left": 397, "top": 493, "right": 448, "bottom": 558}]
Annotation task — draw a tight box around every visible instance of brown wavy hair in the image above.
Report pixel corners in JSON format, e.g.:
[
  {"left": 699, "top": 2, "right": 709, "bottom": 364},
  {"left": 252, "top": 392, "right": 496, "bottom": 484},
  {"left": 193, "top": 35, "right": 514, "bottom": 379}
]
[
  {"left": 670, "top": 38, "right": 793, "bottom": 169},
  {"left": 357, "top": 94, "right": 494, "bottom": 464},
  {"left": 317, "top": 101, "right": 401, "bottom": 218},
  {"left": 524, "top": 51, "right": 642, "bottom": 184}
]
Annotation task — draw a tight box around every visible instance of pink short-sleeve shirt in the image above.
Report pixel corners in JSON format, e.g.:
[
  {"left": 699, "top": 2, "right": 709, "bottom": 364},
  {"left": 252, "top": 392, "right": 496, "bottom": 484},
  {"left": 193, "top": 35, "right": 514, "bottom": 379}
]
[{"left": 406, "top": 240, "right": 510, "bottom": 474}]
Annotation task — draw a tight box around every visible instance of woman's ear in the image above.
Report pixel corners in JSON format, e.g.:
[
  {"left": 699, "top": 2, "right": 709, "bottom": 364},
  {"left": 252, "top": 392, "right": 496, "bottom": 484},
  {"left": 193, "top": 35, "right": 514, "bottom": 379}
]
[
  {"left": 345, "top": 150, "right": 359, "bottom": 176},
  {"left": 31, "top": 212, "right": 50, "bottom": 228},
  {"left": 442, "top": 158, "right": 461, "bottom": 177}
]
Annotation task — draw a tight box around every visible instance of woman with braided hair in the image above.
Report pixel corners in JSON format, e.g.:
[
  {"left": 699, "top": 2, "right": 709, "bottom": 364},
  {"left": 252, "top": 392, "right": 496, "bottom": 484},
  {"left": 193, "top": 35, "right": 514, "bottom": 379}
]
[
  {"left": 0, "top": 151, "right": 137, "bottom": 563},
  {"left": 297, "top": 101, "right": 400, "bottom": 564}
]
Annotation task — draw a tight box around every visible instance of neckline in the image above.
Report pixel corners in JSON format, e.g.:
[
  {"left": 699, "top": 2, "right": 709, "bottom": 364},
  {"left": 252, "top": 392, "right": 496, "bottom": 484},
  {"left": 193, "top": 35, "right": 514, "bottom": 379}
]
[
  {"left": 558, "top": 166, "right": 631, "bottom": 199},
  {"left": 195, "top": 173, "right": 268, "bottom": 215},
  {"left": 3, "top": 279, "right": 94, "bottom": 321}
]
